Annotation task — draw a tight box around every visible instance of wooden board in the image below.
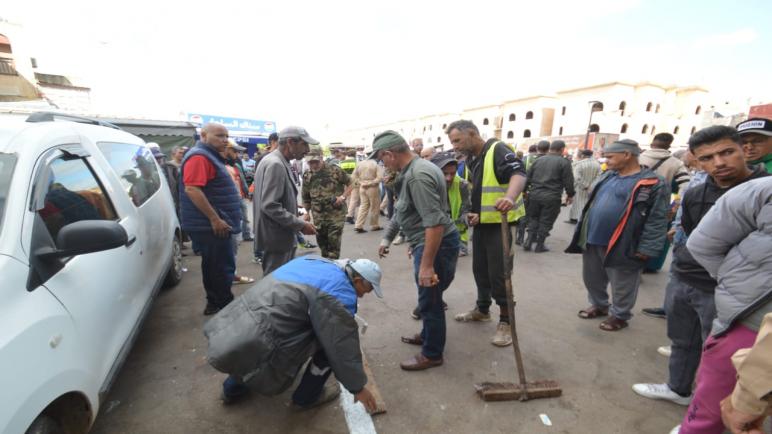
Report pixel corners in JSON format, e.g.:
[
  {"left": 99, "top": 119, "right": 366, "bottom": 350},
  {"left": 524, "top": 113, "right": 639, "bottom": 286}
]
[{"left": 361, "top": 350, "right": 387, "bottom": 415}]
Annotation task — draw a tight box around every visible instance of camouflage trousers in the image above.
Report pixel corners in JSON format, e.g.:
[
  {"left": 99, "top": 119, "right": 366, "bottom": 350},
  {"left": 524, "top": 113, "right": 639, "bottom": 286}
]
[{"left": 315, "top": 217, "right": 345, "bottom": 259}]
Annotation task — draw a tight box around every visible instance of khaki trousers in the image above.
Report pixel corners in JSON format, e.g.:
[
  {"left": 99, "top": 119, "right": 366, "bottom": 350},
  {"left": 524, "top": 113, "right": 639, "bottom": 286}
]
[{"left": 356, "top": 185, "right": 381, "bottom": 229}]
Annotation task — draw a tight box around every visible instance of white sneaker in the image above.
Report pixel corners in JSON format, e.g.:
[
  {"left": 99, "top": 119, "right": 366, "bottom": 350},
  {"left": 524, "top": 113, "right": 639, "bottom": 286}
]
[
  {"left": 392, "top": 235, "right": 404, "bottom": 245},
  {"left": 632, "top": 383, "right": 691, "bottom": 406},
  {"left": 669, "top": 425, "right": 680, "bottom": 434},
  {"left": 658, "top": 346, "right": 672, "bottom": 357},
  {"left": 491, "top": 322, "right": 513, "bottom": 347}
]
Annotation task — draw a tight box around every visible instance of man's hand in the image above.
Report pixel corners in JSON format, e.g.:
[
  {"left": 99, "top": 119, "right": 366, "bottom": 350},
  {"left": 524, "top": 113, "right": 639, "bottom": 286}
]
[
  {"left": 301, "top": 222, "right": 317, "bottom": 235},
  {"left": 418, "top": 265, "right": 439, "bottom": 287},
  {"left": 335, "top": 195, "right": 346, "bottom": 206},
  {"left": 634, "top": 252, "right": 650, "bottom": 261},
  {"left": 378, "top": 245, "right": 389, "bottom": 258},
  {"left": 210, "top": 217, "right": 232, "bottom": 238},
  {"left": 467, "top": 213, "right": 480, "bottom": 226},
  {"left": 667, "top": 228, "right": 676, "bottom": 242},
  {"left": 354, "top": 387, "right": 378, "bottom": 413},
  {"left": 565, "top": 196, "right": 574, "bottom": 205},
  {"left": 303, "top": 212, "right": 311, "bottom": 222},
  {"left": 494, "top": 196, "right": 515, "bottom": 213},
  {"left": 720, "top": 397, "right": 765, "bottom": 434}
]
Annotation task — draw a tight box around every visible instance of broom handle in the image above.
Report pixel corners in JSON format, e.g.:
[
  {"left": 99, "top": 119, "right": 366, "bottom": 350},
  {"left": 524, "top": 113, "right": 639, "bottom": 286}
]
[{"left": 501, "top": 217, "right": 528, "bottom": 390}]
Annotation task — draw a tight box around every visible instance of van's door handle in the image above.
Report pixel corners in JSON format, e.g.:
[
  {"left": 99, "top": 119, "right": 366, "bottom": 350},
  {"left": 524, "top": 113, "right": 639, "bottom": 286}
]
[{"left": 125, "top": 236, "right": 137, "bottom": 247}]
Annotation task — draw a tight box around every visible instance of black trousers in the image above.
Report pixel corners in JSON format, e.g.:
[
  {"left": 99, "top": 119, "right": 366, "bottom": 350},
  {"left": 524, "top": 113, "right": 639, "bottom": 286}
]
[
  {"left": 526, "top": 196, "right": 561, "bottom": 239},
  {"left": 472, "top": 223, "right": 513, "bottom": 311}
]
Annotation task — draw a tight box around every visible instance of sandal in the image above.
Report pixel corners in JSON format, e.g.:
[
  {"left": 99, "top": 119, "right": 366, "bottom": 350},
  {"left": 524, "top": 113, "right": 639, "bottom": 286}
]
[
  {"left": 578, "top": 306, "right": 609, "bottom": 319},
  {"left": 599, "top": 316, "right": 628, "bottom": 331},
  {"left": 233, "top": 276, "right": 255, "bottom": 285},
  {"left": 400, "top": 333, "right": 423, "bottom": 346}
]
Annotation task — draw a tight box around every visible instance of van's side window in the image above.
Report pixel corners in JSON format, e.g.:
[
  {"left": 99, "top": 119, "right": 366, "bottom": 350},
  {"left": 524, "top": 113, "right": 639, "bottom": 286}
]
[
  {"left": 97, "top": 142, "right": 161, "bottom": 207},
  {"left": 37, "top": 157, "right": 117, "bottom": 241}
]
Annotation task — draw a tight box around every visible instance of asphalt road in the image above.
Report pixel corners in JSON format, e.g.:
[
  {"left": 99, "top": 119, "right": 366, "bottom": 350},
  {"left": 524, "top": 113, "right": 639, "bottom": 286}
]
[{"left": 91, "top": 206, "right": 685, "bottom": 434}]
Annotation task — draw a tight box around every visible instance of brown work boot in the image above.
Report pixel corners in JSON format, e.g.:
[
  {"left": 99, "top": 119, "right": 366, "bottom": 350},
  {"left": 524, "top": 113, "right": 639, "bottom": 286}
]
[
  {"left": 454, "top": 307, "right": 491, "bottom": 322},
  {"left": 491, "top": 322, "right": 513, "bottom": 347}
]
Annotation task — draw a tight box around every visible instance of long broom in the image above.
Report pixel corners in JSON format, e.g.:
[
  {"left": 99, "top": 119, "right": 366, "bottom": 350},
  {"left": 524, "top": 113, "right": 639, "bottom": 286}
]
[{"left": 473, "top": 217, "right": 562, "bottom": 401}]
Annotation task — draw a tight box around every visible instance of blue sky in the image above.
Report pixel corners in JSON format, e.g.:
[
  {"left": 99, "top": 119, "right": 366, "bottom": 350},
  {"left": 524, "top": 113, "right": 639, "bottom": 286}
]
[{"left": 2, "top": 0, "right": 770, "bottom": 135}]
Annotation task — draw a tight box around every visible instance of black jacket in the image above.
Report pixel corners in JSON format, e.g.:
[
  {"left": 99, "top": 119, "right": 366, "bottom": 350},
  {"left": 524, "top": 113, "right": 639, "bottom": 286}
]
[{"left": 672, "top": 166, "right": 770, "bottom": 292}]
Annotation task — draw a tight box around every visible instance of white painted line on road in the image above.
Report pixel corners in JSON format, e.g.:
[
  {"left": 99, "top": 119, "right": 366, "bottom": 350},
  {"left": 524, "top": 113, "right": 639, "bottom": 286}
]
[{"left": 339, "top": 383, "right": 377, "bottom": 434}]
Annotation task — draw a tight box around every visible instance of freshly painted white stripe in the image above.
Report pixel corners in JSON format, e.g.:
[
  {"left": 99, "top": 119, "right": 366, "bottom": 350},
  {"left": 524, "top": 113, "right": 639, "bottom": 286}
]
[{"left": 339, "top": 383, "right": 377, "bottom": 434}]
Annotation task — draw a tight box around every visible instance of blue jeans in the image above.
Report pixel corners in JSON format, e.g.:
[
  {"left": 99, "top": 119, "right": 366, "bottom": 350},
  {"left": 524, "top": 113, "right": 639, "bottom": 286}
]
[
  {"left": 187, "top": 231, "right": 235, "bottom": 308},
  {"left": 412, "top": 231, "right": 460, "bottom": 359}
]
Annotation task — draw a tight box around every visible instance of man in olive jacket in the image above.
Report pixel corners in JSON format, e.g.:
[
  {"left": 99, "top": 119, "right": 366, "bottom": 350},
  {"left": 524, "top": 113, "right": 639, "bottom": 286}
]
[
  {"left": 204, "top": 256, "right": 380, "bottom": 411},
  {"left": 566, "top": 139, "right": 668, "bottom": 331}
]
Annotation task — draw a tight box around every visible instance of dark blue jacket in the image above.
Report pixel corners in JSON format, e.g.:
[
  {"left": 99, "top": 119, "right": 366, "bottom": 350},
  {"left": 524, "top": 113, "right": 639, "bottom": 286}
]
[{"left": 179, "top": 142, "right": 242, "bottom": 233}]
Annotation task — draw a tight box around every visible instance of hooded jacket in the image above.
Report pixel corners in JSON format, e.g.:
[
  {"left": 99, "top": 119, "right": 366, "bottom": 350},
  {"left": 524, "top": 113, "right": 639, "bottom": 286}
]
[
  {"left": 566, "top": 167, "right": 668, "bottom": 268},
  {"left": 203, "top": 256, "right": 366, "bottom": 395},
  {"left": 687, "top": 177, "right": 772, "bottom": 337}
]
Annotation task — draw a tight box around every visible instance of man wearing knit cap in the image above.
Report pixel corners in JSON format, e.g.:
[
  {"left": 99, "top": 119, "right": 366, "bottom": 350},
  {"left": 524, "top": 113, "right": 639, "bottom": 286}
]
[
  {"left": 566, "top": 139, "right": 668, "bottom": 331},
  {"left": 374, "top": 130, "right": 460, "bottom": 371},
  {"left": 523, "top": 139, "right": 575, "bottom": 252}
]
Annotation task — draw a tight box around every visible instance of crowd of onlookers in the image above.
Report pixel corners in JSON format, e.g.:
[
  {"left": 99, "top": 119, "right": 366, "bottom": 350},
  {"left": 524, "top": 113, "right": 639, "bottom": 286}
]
[{"left": 147, "top": 117, "right": 771, "bottom": 433}]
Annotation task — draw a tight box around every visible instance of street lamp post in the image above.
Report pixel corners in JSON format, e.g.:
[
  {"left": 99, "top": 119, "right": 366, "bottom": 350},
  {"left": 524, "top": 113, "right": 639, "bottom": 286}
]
[{"left": 583, "top": 100, "right": 601, "bottom": 150}]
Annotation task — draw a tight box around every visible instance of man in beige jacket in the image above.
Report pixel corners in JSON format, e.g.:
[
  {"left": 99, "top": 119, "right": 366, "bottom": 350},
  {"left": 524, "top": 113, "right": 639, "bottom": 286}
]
[{"left": 353, "top": 157, "right": 383, "bottom": 232}]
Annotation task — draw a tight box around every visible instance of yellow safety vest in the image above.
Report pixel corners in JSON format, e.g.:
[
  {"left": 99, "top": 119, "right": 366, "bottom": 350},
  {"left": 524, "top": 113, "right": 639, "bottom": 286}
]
[
  {"left": 340, "top": 158, "right": 356, "bottom": 174},
  {"left": 480, "top": 141, "right": 525, "bottom": 224},
  {"left": 448, "top": 175, "right": 469, "bottom": 243}
]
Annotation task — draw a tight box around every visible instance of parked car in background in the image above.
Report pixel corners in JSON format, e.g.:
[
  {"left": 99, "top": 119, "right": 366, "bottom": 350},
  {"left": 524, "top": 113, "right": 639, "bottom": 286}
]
[{"left": 0, "top": 113, "right": 183, "bottom": 434}]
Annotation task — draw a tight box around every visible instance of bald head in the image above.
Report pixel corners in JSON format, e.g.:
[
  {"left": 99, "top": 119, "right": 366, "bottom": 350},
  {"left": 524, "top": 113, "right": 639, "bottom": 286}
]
[
  {"left": 420, "top": 146, "right": 436, "bottom": 160},
  {"left": 201, "top": 123, "right": 229, "bottom": 152}
]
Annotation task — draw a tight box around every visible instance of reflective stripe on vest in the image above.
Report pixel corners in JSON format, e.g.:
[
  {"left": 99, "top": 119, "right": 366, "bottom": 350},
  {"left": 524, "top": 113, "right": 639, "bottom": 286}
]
[
  {"left": 340, "top": 159, "right": 356, "bottom": 173},
  {"left": 480, "top": 141, "right": 525, "bottom": 224}
]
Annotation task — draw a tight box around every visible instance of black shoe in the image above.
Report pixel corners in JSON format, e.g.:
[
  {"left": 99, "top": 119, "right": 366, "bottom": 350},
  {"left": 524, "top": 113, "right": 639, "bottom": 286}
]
[
  {"left": 345, "top": 217, "right": 355, "bottom": 224},
  {"left": 354, "top": 228, "right": 367, "bottom": 233},
  {"left": 242, "top": 236, "right": 254, "bottom": 241},
  {"left": 523, "top": 234, "right": 534, "bottom": 252},
  {"left": 411, "top": 306, "right": 421, "bottom": 320},
  {"left": 204, "top": 304, "right": 222, "bottom": 316},
  {"left": 642, "top": 307, "right": 667, "bottom": 319},
  {"left": 534, "top": 242, "right": 549, "bottom": 253},
  {"left": 221, "top": 388, "right": 250, "bottom": 405}
]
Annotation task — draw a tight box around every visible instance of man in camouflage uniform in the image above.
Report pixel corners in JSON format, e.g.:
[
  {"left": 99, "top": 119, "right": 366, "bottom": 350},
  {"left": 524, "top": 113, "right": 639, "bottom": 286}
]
[{"left": 302, "top": 145, "right": 353, "bottom": 259}]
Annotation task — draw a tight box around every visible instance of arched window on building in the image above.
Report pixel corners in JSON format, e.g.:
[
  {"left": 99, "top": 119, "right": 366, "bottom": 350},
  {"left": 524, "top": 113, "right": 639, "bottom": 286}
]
[
  {"left": 508, "top": 113, "right": 515, "bottom": 122},
  {"left": 655, "top": 104, "right": 661, "bottom": 114},
  {"left": 690, "top": 126, "right": 697, "bottom": 135},
  {"left": 483, "top": 118, "right": 489, "bottom": 125},
  {"left": 642, "top": 124, "right": 649, "bottom": 134},
  {"left": 525, "top": 111, "right": 534, "bottom": 120},
  {"left": 591, "top": 102, "right": 604, "bottom": 112},
  {"left": 673, "top": 126, "right": 680, "bottom": 134},
  {"left": 695, "top": 106, "right": 701, "bottom": 115},
  {"left": 620, "top": 123, "right": 628, "bottom": 133},
  {"left": 561, "top": 106, "right": 566, "bottom": 116},
  {"left": 442, "top": 123, "right": 447, "bottom": 130},
  {"left": 646, "top": 102, "right": 653, "bottom": 112},
  {"left": 589, "top": 124, "right": 600, "bottom": 133},
  {"left": 523, "top": 129, "right": 532, "bottom": 138},
  {"left": 619, "top": 101, "right": 626, "bottom": 116},
  {"left": 437, "top": 136, "right": 441, "bottom": 143},
  {"left": 506, "top": 131, "right": 514, "bottom": 139},
  {"left": 651, "top": 126, "right": 657, "bottom": 135},
  {"left": 558, "top": 126, "right": 563, "bottom": 135}
]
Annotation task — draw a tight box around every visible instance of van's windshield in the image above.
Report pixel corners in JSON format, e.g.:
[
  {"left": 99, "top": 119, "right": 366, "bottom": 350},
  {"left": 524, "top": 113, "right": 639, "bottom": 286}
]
[{"left": 0, "top": 153, "right": 17, "bottom": 237}]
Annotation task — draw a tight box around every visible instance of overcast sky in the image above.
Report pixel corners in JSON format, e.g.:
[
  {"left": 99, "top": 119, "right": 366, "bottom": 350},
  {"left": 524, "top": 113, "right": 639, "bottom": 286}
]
[{"left": 3, "top": 0, "right": 771, "bottom": 138}]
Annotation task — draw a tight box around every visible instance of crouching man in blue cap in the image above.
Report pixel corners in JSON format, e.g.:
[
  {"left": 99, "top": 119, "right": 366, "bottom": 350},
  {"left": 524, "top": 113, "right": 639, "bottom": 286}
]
[{"left": 203, "top": 255, "right": 381, "bottom": 411}]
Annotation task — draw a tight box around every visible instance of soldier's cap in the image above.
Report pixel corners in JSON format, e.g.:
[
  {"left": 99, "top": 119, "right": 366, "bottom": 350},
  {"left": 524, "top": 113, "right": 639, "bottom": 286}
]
[
  {"left": 348, "top": 259, "right": 383, "bottom": 298},
  {"left": 430, "top": 151, "right": 458, "bottom": 169},
  {"left": 603, "top": 139, "right": 640, "bottom": 155},
  {"left": 279, "top": 126, "right": 319, "bottom": 145},
  {"left": 305, "top": 144, "right": 323, "bottom": 161},
  {"left": 736, "top": 117, "right": 772, "bottom": 137},
  {"left": 368, "top": 130, "right": 407, "bottom": 160}
]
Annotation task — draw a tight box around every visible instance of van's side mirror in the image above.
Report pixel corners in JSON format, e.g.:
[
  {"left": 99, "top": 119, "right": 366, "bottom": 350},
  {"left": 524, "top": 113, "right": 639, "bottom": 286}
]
[{"left": 36, "top": 220, "right": 128, "bottom": 260}]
